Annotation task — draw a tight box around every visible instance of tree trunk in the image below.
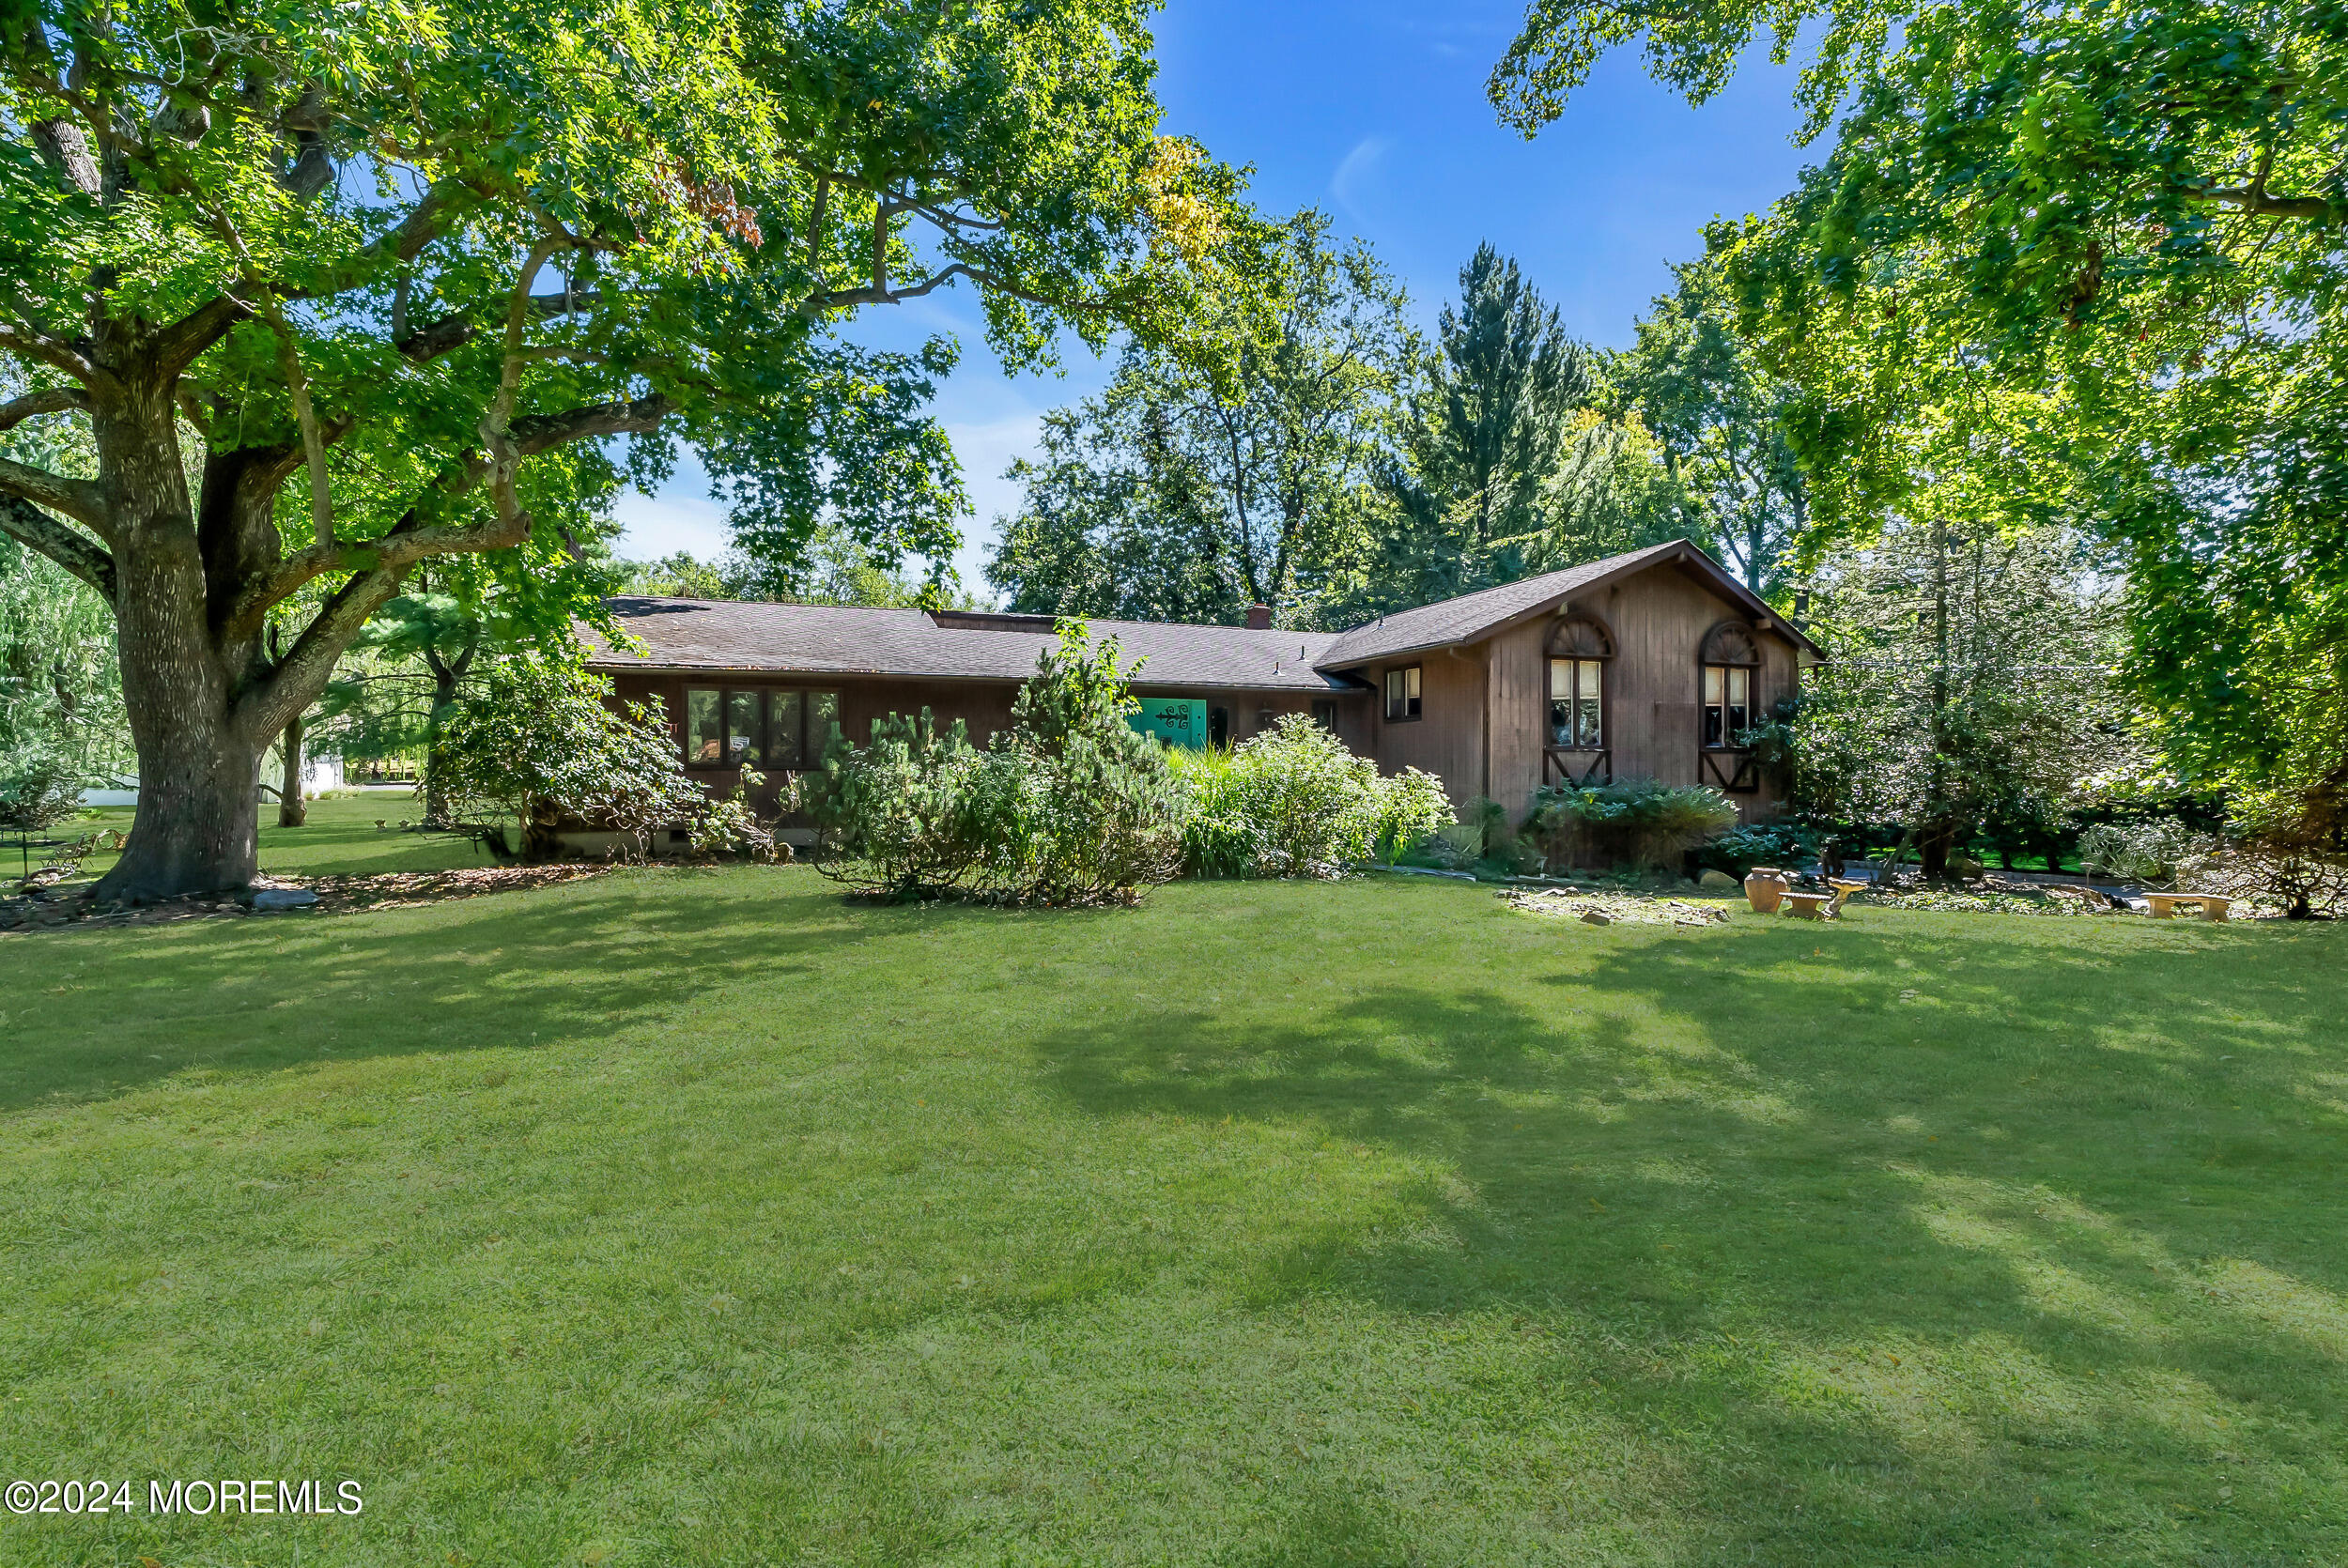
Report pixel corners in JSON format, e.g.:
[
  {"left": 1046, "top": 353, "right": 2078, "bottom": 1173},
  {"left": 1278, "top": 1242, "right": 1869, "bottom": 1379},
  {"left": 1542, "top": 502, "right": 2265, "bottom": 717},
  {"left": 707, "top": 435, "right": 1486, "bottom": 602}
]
[
  {"left": 278, "top": 711, "right": 308, "bottom": 827},
  {"left": 1919, "top": 822, "right": 1954, "bottom": 881},
  {"left": 422, "top": 662, "right": 461, "bottom": 827},
  {"left": 96, "top": 563, "right": 265, "bottom": 899},
  {"left": 92, "top": 395, "right": 271, "bottom": 904}
]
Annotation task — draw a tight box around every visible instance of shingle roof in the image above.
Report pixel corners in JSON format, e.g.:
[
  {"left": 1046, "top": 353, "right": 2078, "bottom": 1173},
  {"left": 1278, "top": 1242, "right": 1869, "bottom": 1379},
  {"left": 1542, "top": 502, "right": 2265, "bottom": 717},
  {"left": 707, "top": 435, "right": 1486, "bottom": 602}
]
[
  {"left": 1313, "top": 540, "right": 1815, "bottom": 668},
  {"left": 583, "top": 599, "right": 1356, "bottom": 692}
]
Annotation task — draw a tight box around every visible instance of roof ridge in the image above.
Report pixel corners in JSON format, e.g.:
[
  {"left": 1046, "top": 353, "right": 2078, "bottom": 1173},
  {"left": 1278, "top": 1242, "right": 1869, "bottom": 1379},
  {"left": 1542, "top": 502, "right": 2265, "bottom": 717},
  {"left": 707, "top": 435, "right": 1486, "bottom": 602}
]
[{"left": 1313, "top": 541, "right": 1693, "bottom": 668}]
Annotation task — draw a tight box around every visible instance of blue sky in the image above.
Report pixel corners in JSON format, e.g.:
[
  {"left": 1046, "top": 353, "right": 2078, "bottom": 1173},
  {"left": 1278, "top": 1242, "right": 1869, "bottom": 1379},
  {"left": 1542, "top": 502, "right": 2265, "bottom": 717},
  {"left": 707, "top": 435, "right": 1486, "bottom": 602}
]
[{"left": 611, "top": 1, "right": 1820, "bottom": 591}]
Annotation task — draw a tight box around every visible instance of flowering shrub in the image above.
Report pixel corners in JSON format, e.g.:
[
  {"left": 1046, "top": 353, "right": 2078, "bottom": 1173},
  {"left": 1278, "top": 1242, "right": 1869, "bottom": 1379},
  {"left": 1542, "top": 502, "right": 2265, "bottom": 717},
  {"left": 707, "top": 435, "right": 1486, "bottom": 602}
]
[{"left": 2077, "top": 820, "right": 2213, "bottom": 886}]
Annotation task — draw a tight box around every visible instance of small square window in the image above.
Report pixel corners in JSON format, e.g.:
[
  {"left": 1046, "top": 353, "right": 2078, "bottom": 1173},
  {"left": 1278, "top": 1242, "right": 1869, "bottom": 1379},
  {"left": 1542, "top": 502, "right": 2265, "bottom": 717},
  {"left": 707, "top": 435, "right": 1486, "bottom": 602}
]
[{"left": 1383, "top": 666, "right": 1422, "bottom": 722}]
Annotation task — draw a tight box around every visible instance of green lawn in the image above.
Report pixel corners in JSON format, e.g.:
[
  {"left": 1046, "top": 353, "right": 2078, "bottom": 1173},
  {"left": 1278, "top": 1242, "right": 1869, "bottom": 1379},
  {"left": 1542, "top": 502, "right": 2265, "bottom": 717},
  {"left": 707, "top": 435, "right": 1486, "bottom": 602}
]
[
  {"left": 56, "top": 792, "right": 499, "bottom": 884},
  {"left": 4, "top": 801, "right": 2345, "bottom": 1565}
]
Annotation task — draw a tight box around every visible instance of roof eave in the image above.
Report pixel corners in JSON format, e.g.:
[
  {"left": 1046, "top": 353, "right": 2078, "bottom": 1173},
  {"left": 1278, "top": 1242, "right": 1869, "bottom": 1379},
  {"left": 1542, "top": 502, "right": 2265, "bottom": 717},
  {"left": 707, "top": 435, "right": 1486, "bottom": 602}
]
[
  {"left": 584, "top": 657, "right": 1352, "bottom": 692},
  {"left": 1311, "top": 541, "right": 1827, "bottom": 669}
]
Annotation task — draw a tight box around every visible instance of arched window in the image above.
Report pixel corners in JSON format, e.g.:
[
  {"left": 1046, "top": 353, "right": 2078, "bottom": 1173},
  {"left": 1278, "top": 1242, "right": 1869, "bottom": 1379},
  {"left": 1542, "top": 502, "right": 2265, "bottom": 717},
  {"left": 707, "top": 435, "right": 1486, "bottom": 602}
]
[
  {"left": 1699, "top": 623, "right": 1761, "bottom": 748},
  {"left": 1700, "top": 623, "right": 1760, "bottom": 665},
  {"left": 1548, "top": 615, "right": 1614, "bottom": 749}
]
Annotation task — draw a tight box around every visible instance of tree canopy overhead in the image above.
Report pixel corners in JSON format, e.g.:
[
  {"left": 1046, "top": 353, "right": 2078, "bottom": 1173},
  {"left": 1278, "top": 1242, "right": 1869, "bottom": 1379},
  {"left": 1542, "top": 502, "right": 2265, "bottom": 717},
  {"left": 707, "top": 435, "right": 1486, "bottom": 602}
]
[
  {"left": 989, "top": 213, "right": 1413, "bottom": 627},
  {"left": 0, "top": 0, "right": 1269, "bottom": 899},
  {"left": 1363, "top": 242, "right": 1679, "bottom": 616},
  {"left": 1493, "top": 0, "right": 2348, "bottom": 843}
]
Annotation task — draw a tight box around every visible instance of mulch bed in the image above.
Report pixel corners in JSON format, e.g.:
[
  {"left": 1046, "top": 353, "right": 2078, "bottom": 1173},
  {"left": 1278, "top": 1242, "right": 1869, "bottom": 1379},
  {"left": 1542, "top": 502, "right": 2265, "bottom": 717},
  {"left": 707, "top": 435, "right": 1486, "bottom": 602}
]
[
  {"left": 0, "top": 863, "right": 613, "bottom": 935},
  {"left": 1500, "top": 887, "right": 1732, "bottom": 929}
]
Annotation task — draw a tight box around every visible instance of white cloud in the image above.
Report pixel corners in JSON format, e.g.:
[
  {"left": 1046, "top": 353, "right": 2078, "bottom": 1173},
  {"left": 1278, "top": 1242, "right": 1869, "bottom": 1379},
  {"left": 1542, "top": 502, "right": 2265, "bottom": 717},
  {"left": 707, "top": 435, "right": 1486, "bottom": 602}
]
[{"left": 1331, "top": 136, "right": 1394, "bottom": 225}]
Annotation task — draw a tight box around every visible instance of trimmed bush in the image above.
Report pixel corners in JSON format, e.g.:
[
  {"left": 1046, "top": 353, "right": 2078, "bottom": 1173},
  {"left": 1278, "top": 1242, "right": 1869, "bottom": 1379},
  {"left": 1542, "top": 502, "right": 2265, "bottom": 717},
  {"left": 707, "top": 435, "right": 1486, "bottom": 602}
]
[
  {"left": 811, "top": 624, "right": 1185, "bottom": 904},
  {"left": 1170, "top": 715, "right": 1454, "bottom": 878}
]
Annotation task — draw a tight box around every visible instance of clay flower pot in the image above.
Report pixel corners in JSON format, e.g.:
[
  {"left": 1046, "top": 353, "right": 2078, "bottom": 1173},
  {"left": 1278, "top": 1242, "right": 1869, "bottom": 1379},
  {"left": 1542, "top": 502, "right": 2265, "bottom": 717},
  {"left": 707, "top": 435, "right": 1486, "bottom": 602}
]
[{"left": 1743, "top": 869, "right": 1789, "bottom": 914}]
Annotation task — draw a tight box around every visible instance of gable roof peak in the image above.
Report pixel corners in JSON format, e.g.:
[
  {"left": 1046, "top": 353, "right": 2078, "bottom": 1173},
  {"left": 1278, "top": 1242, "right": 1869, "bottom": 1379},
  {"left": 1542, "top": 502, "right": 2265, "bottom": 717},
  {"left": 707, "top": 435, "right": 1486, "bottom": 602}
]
[{"left": 1316, "top": 539, "right": 1820, "bottom": 667}]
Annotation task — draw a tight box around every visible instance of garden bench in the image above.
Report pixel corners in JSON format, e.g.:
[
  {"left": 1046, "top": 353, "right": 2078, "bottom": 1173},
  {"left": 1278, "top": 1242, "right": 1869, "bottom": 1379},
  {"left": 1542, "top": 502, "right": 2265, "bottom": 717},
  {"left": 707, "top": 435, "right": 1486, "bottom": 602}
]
[
  {"left": 1781, "top": 891, "right": 1837, "bottom": 920},
  {"left": 2143, "top": 893, "right": 2233, "bottom": 922}
]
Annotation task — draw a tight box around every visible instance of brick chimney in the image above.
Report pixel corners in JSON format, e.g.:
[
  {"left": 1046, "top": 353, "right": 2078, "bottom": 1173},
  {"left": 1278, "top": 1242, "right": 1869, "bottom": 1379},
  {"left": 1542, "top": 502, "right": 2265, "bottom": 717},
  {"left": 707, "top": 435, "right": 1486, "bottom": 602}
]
[{"left": 1244, "top": 603, "right": 1273, "bottom": 630}]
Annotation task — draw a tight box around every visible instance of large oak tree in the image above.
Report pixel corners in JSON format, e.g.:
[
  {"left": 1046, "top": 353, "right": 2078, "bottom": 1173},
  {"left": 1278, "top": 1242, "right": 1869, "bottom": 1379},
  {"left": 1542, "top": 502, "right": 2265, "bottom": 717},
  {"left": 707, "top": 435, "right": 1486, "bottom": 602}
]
[{"left": 0, "top": 0, "right": 1262, "bottom": 901}]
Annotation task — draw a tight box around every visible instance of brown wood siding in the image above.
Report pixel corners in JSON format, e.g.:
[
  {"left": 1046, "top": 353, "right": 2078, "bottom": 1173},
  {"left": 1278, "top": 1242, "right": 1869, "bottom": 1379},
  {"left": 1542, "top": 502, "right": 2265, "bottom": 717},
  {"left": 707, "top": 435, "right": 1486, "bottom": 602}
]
[
  {"left": 1547, "top": 565, "right": 1802, "bottom": 822},
  {"left": 1352, "top": 559, "right": 1809, "bottom": 824},
  {"left": 1367, "top": 649, "right": 1487, "bottom": 807},
  {"left": 1484, "top": 619, "right": 1549, "bottom": 818}
]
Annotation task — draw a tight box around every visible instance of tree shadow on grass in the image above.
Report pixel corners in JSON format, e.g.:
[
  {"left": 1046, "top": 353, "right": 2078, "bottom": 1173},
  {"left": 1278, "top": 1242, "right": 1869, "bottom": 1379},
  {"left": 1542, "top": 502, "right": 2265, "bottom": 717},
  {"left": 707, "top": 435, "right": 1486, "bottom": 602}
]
[
  {"left": 0, "top": 875, "right": 888, "bottom": 1114},
  {"left": 1030, "top": 919, "right": 2348, "bottom": 1559}
]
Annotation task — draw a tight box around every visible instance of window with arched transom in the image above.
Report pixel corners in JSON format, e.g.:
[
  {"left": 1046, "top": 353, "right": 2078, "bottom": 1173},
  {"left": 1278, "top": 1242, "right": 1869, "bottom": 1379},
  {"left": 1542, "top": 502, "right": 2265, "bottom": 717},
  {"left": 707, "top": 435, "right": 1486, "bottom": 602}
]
[
  {"left": 1699, "top": 623, "right": 1761, "bottom": 749},
  {"left": 1547, "top": 615, "right": 1614, "bottom": 749}
]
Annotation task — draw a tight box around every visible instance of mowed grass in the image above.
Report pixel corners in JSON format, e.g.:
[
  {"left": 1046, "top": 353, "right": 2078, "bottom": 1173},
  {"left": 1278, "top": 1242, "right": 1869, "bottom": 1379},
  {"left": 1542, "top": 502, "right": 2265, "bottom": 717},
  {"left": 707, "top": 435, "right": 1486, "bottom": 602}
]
[
  {"left": 59, "top": 794, "right": 506, "bottom": 884},
  {"left": 4, "top": 801, "right": 2347, "bottom": 1565}
]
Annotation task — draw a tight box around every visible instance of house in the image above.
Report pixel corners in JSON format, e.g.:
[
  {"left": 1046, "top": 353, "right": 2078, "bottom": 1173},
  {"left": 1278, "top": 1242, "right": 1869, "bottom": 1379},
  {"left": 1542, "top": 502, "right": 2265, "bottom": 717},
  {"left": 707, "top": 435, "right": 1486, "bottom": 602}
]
[{"left": 583, "top": 538, "right": 1821, "bottom": 840}]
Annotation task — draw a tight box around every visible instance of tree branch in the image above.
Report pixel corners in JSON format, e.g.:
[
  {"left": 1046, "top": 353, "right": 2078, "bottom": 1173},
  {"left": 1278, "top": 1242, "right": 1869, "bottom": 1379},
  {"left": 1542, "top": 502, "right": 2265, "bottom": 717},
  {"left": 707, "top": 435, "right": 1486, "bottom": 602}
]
[
  {"left": 0, "top": 453, "right": 109, "bottom": 530},
  {"left": 0, "top": 495, "right": 115, "bottom": 602},
  {"left": 151, "top": 298, "right": 245, "bottom": 377},
  {"left": 0, "top": 322, "right": 112, "bottom": 389},
  {"left": 260, "top": 301, "right": 335, "bottom": 550},
  {"left": 395, "top": 290, "right": 611, "bottom": 364},
  {"left": 285, "top": 178, "right": 470, "bottom": 302},
  {"left": 150, "top": 182, "right": 473, "bottom": 379},
  {"left": 223, "top": 393, "right": 674, "bottom": 634},
  {"left": 511, "top": 392, "right": 673, "bottom": 454},
  {"left": 475, "top": 234, "right": 568, "bottom": 541},
  {"left": 0, "top": 386, "right": 89, "bottom": 431},
  {"left": 798, "top": 261, "right": 1108, "bottom": 316},
  {"left": 237, "top": 549, "right": 415, "bottom": 743},
  {"left": 447, "top": 392, "right": 677, "bottom": 494},
  {"left": 2201, "top": 186, "right": 2336, "bottom": 220}
]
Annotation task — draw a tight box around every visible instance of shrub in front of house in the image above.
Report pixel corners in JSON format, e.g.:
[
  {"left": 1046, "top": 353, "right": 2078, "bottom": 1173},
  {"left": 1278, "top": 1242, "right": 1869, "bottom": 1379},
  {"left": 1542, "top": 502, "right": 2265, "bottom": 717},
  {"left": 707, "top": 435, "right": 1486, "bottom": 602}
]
[
  {"left": 801, "top": 710, "right": 1027, "bottom": 899},
  {"left": 1170, "top": 715, "right": 1455, "bottom": 878},
  {"left": 431, "top": 657, "right": 770, "bottom": 862},
  {"left": 1695, "top": 822, "right": 1822, "bottom": 878},
  {"left": 811, "top": 625, "right": 1186, "bottom": 904},
  {"left": 1526, "top": 777, "right": 1740, "bottom": 873},
  {"left": 1400, "top": 795, "right": 1542, "bottom": 877}
]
